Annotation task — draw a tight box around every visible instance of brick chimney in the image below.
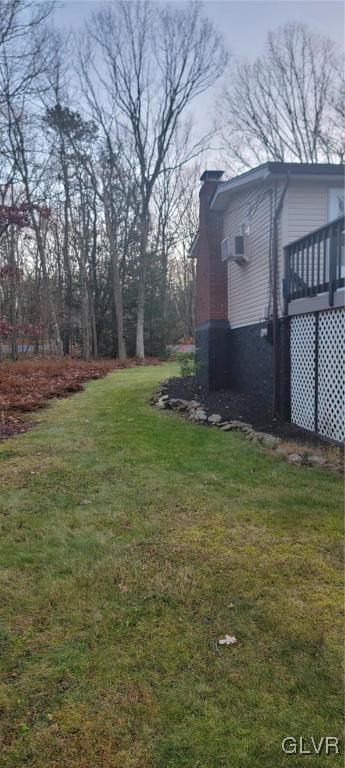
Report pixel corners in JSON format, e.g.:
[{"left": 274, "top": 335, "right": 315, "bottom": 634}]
[{"left": 194, "top": 170, "right": 231, "bottom": 390}]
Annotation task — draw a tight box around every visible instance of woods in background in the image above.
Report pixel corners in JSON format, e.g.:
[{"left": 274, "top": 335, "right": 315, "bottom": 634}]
[
  {"left": 0, "top": 1, "right": 343, "bottom": 360},
  {"left": 217, "top": 21, "right": 344, "bottom": 172},
  {"left": 0, "top": 0, "right": 220, "bottom": 359}
]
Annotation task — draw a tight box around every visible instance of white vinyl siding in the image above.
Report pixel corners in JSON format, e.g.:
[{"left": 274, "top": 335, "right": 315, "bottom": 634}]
[
  {"left": 225, "top": 178, "right": 342, "bottom": 328},
  {"left": 284, "top": 181, "right": 329, "bottom": 243},
  {"left": 224, "top": 181, "right": 282, "bottom": 328}
]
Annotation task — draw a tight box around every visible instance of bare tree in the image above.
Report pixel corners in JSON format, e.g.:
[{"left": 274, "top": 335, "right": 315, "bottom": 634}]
[
  {"left": 86, "top": 0, "right": 227, "bottom": 357},
  {"left": 167, "top": 165, "right": 199, "bottom": 340},
  {"left": 44, "top": 101, "right": 97, "bottom": 354},
  {"left": 0, "top": 0, "right": 53, "bottom": 107},
  {"left": 74, "top": 48, "right": 136, "bottom": 360},
  {"left": 217, "top": 22, "right": 344, "bottom": 170},
  {"left": 0, "top": 1, "right": 64, "bottom": 355},
  {"left": 5, "top": 105, "right": 63, "bottom": 355},
  {"left": 151, "top": 158, "right": 200, "bottom": 346}
]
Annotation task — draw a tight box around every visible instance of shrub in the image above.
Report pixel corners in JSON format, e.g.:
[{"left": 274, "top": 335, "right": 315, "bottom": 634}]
[{"left": 176, "top": 351, "right": 199, "bottom": 378}]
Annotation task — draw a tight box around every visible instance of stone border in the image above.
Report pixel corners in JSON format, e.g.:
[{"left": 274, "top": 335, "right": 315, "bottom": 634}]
[{"left": 149, "top": 381, "right": 334, "bottom": 470}]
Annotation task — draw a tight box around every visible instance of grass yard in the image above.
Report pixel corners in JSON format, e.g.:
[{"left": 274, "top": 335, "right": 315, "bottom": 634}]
[
  {"left": 0, "top": 363, "right": 343, "bottom": 768},
  {"left": 0, "top": 356, "right": 159, "bottom": 439}
]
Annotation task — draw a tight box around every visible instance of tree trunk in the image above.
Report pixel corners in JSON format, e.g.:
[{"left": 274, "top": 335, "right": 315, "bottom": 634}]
[
  {"left": 90, "top": 295, "right": 98, "bottom": 358},
  {"left": 135, "top": 205, "right": 150, "bottom": 359},
  {"left": 9, "top": 223, "right": 18, "bottom": 360},
  {"left": 112, "top": 259, "right": 126, "bottom": 361},
  {"left": 90, "top": 193, "right": 99, "bottom": 358},
  {"left": 34, "top": 220, "right": 63, "bottom": 357},
  {"left": 78, "top": 187, "right": 91, "bottom": 362},
  {"left": 103, "top": 185, "right": 127, "bottom": 361},
  {"left": 61, "top": 157, "right": 73, "bottom": 355},
  {"left": 80, "top": 261, "right": 90, "bottom": 361},
  {"left": 11, "top": 117, "right": 63, "bottom": 357},
  {"left": 159, "top": 223, "right": 169, "bottom": 352}
]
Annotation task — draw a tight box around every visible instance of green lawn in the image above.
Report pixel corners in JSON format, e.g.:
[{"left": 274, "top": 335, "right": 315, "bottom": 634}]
[{"left": 0, "top": 363, "right": 343, "bottom": 768}]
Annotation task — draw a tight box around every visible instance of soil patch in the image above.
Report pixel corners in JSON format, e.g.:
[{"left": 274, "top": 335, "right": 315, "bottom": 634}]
[{"left": 166, "top": 376, "right": 334, "bottom": 449}]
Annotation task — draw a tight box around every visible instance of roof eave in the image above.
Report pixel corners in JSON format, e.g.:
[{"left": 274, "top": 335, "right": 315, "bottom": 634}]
[
  {"left": 210, "top": 167, "right": 271, "bottom": 211},
  {"left": 209, "top": 163, "right": 344, "bottom": 212},
  {"left": 187, "top": 232, "right": 199, "bottom": 259}
]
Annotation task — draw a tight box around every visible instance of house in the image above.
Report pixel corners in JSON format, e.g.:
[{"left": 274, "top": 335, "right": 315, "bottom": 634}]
[{"left": 189, "top": 162, "right": 344, "bottom": 442}]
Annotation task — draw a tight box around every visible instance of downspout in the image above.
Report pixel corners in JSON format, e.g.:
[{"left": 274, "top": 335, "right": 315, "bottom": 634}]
[{"left": 272, "top": 174, "right": 290, "bottom": 417}]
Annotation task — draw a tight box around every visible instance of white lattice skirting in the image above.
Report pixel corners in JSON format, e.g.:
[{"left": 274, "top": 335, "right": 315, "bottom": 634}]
[{"left": 290, "top": 308, "right": 345, "bottom": 443}]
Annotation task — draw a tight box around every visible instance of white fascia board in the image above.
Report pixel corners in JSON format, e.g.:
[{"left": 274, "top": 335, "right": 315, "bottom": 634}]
[
  {"left": 229, "top": 319, "right": 267, "bottom": 330},
  {"left": 210, "top": 167, "right": 271, "bottom": 211},
  {"left": 210, "top": 168, "right": 344, "bottom": 213},
  {"left": 187, "top": 232, "right": 199, "bottom": 258}
]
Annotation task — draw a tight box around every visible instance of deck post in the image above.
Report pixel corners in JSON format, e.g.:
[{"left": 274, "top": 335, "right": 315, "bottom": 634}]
[{"left": 328, "top": 222, "right": 337, "bottom": 307}]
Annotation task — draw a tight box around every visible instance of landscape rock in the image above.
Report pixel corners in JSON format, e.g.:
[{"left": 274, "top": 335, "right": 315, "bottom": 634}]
[
  {"left": 245, "top": 431, "right": 261, "bottom": 443},
  {"left": 169, "top": 398, "right": 189, "bottom": 411},
  {"left": 274, "top": 446, "right": 288, "bottom": 457},
  {"left": 307, "top": 454, "right": 327, "bottom": 467},
  {"left": 151, "top": 385, "right": 335, "bottom": 473},
  {"left": 208, "top": 414, "right": 222, "bottom": 424},
  {"left": 157, "top": 396, "right": 169, "bottom": 409},
  {"left": 219, "top": 420, "right": 253, "bottom": 432},
  {"left": 287, "top": 452, "right": 302, "bottom": 464},
  {"left": 248, "top": 431, "right": 265, "bottom": 441},
  {"left": 229, "top": 421, "right": 253, "bottom": 431},
  {"left": 190, "top": 409, "right": 208, "bottom": 423},
  {"left": 262, "top": 434, "right": 282, "bottom": 449}
]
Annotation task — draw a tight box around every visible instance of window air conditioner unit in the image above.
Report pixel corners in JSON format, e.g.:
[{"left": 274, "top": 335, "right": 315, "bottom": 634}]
[
  {"left": 235, "top": 231, "right": 250, "bottom": 264},
  {"left": 235, "top": 235, "right": 244, "bottom": 256},
  {"left": 221, "top": 235, "right": 250, "bottom": 264}
]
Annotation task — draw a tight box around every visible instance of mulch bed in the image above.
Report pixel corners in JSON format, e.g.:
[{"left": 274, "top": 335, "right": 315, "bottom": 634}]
[
  {"left": 0, "top": 356, "right": 160, "bottom": 440},
  {"left": 166, "top": 376, "right": 332, "bottom": 448}
]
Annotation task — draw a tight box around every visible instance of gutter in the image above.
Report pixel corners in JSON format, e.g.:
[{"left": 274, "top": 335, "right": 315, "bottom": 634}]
[
  {"left": 272, "top": 174, "right": 290, "bottom": 417},
  {"left": 210, "top": 162, "right": 344, "bottom": 212}
]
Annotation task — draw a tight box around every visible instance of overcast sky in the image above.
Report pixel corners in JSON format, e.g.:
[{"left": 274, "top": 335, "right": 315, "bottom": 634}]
[
  {"left": 52, "top": 1, "right": 344, "bottom": 166},
  {"left": 53, "top": 1, "right": 344, "bottom": 55}
]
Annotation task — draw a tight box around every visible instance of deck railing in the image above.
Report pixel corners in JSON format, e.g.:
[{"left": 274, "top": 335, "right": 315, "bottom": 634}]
[{"left": 284, "top": 215, "right": 345, "bottom": 307}]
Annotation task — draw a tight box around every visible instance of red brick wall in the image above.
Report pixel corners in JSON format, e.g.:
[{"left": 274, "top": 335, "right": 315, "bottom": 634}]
[{"left": 195, "top": 179, "right": 228, "bottom": 326}]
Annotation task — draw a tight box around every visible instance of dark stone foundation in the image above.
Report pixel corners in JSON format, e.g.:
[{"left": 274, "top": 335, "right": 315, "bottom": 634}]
[
  {"left": 196, "top": 319, "right": 291, "bottom": 417},
  {"left": 279, "top": 316, "right": 291, "bottom": 421},
  {"left": 195, "top": 320, "right": 232, "bottom": 391},
  {"left": 227, "top": 322, "right": 273, "bottom": 408}
]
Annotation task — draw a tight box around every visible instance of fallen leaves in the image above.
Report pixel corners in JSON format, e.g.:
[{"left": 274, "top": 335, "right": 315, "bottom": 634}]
[{"left": 0, "top": 356, "right": 160, "bottom": 441}]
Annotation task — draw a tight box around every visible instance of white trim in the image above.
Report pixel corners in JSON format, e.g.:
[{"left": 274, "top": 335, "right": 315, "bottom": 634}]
[
  {"left": 188, "top": 232, "right": 199, "bottom": 258},
  {"left": 229, "top": 319, "right": 265, "bottom": 330},
  {"left": 211, "top": 168, "right": 270, "bottom": 211},
  {"left": 288, "top": 289, "right": 345, "bottom": 316},
  {"left": 211, "top": 169, "right": 344, "bottom": 213}
]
